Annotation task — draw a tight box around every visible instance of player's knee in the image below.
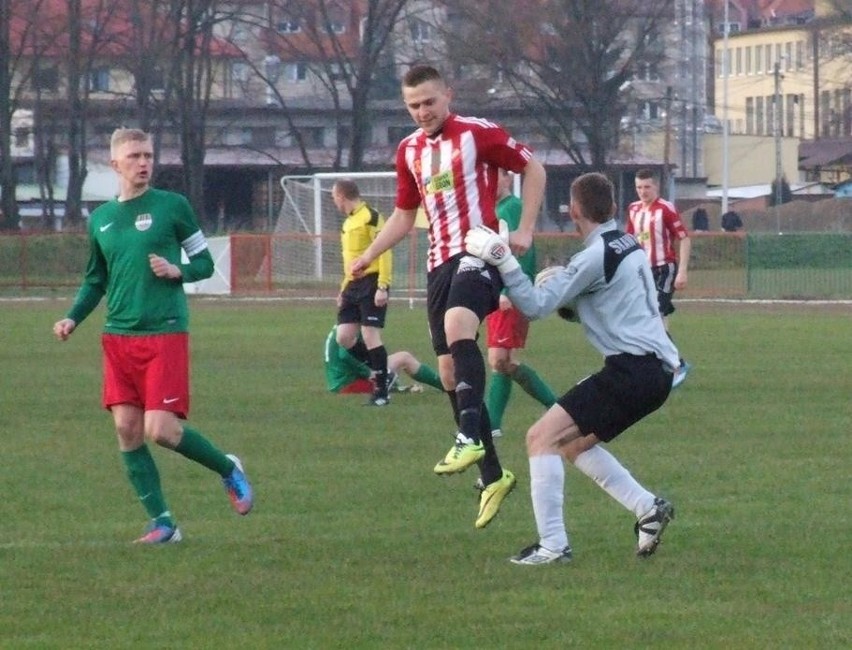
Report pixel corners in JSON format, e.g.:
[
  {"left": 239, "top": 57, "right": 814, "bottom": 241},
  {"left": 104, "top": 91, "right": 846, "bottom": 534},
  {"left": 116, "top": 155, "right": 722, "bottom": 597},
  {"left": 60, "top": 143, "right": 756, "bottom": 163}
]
[
  {"left": 492, "top": 358, "right": 515, "bottom": 374},
  {"left": 144, "top": 416, "right": 182, "bottom": 448}
]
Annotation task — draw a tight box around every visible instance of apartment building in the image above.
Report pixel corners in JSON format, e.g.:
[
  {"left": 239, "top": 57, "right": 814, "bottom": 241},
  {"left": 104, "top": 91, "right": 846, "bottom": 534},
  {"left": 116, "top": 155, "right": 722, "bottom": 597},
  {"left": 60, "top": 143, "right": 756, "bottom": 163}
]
[{"left": 710, "top": 0, "right": 852, "bottom": 183}]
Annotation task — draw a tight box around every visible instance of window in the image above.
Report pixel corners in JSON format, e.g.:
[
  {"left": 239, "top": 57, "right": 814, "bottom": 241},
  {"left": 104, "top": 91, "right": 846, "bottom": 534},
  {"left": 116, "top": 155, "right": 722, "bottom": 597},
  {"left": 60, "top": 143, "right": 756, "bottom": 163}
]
[
  {"left": 322, "top": 4, "right": 346, "bottom": 34},
  {"left": 14, "top": 127, "right": 29, "bottom": 148},
  {"left": 745, "top": 97, "right": 754, "bottom": 134},
  {"left": 231, "top": 62, "right": 250, "bottom": 83},
  {"left": 223, "top": 128, "right": 251, "bottom": 146},
  {"left": 735, "top": 48, "right": 742, "bottom": 75},
  {"left": 328, "top": 63, "right": 347, "bottom": 82},
  {"left": 795, "top": 41, "right": 804, "bottom": 70},
  {"left": 756, "top": 96, "right": 764, "bottom": 135},
  {"left": 33, "top": 67, "right": 59, "bottom": 92},
  {"left": 283, "top": 62, "right": 307, "bottom": 82},
  {"left": 786, "top": 94, "right": 797, "bottom": 137},
  {"left": 301, "top": 127, "right": 325, "bottom": 148},
  {"left": 409, "top": 19, "right": 432, "bottom": 43},
  {"left": 784, "top": 42, "right": 793, "bottom": 70},
  {"left": 641, "top": 101, "right": 660, "bottom": 121},
  {"left": 252, "top": 127, "right": 275, "bottom": 147},
  {"left": 755, "top": 44, "right": 763, "bottom": 74},
  {"left": 88, "top": 67, "right": 110, "bottom": 93},
  {"left": 820, "top": 90, "right": 831, "bottom": 137},
  {"left": 745, "top": 46, "right": 752, "bottom": 74},
  {"left": 636, "top": 62, "right": 659, "bottom": 81},
  {"left": 277, "top": 18, "right": 300, "bottom": 34}
]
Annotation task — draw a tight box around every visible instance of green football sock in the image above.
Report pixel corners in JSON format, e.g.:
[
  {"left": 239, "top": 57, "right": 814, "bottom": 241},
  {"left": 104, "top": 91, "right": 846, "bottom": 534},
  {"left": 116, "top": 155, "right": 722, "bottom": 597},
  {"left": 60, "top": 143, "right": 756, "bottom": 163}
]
[
  {"left": 486, "top": 371, "right": 513, "bottom": 430},
  {"left": 174, "top": 426, "right": 234, "bottom": 477},
  {"left": 122, "top": 445, "right": 172, "bottom": 524},
  {"left": 412, "top": 364, "right": 444, "bottom": 391},
  {"left": 513, "top": 363, "right": 557, "bottom": 407}
]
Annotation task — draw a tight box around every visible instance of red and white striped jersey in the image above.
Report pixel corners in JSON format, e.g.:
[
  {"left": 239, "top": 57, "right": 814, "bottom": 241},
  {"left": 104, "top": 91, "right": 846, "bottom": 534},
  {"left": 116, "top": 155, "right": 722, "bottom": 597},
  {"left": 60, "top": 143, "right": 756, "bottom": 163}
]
[
  {"left": 625, "top": 197, "right": 688, "bottom": 267},
  {"left": 395, "top": 114, "right": 532, "bottom": 271}
]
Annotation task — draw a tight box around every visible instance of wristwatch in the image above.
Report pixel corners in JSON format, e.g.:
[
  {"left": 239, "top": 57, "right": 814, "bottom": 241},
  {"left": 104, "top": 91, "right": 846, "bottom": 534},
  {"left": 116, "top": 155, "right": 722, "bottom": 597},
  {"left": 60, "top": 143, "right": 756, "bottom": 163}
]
[{"left": 377, "top": 284, "right": 389, "bottom": 291}]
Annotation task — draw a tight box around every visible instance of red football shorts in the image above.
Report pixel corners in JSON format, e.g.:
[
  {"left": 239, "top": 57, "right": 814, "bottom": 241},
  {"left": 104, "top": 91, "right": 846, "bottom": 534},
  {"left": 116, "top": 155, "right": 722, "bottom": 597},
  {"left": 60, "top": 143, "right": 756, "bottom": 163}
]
[
  {"left": 339, "top": 378, "right": 374, "bottom": 394},
  {"left": 102, "top": 332, "right": 190, "bottom": 418},
  {"left": 486, "top": 306, "right": 530, "bottom": 349}
]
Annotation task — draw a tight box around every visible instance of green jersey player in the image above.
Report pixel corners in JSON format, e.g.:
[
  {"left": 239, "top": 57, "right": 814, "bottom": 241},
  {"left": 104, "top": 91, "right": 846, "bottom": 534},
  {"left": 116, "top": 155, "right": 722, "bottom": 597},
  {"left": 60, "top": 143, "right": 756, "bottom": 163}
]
[{"left": 53, "top": 128, "right": 253, "bottom": 544}]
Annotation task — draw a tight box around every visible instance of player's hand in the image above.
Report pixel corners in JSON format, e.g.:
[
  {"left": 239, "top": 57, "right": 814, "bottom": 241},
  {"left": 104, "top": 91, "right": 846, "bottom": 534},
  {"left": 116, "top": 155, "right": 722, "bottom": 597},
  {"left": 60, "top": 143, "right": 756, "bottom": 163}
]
[
  {"left": 498, "top": 294, "right": 512, "bottom": 311},
  {"left": 674, "top": 271, "right": 688, "bottom": 290},
  {"left": 509, "top": 228, "right": 533, "bottom": 256},
  {"left": 350, "top": 256, "right": 369, "bottom": 278},
  {"left": 149, "top": 254, "right": 181, "bottom": 279},
  {"left": 53, "top": 318, "right": 76, "bottom": 341},
  {"left": 464, "top": 224, "right": 519, "bottom": 273}
]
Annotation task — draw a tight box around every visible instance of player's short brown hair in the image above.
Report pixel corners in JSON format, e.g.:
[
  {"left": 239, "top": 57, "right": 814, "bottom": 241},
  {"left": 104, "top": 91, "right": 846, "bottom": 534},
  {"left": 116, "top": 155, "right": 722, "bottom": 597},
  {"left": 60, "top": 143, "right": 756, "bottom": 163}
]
[
  {"left": 333, "top": 178, "right": 361, "bottom": 201},
  {"left": 403, "top": 65, "right": 443, "bottom": 88},
  {"left": 635, "top": 168, "right": 658, "bottom": 183},
  {"left": 571, "top": 173, "right": 615, "bottom": 224}
]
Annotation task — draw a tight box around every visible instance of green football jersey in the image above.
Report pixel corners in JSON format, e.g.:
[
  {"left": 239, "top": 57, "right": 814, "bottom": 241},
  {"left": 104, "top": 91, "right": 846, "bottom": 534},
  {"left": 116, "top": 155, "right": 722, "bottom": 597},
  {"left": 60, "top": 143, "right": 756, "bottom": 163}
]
[
  {"left": 496, "top": 193, "right": 537, "bottom": 281},
  {"left": 67, "top": 188, "right": 214, "bottom": 334}
]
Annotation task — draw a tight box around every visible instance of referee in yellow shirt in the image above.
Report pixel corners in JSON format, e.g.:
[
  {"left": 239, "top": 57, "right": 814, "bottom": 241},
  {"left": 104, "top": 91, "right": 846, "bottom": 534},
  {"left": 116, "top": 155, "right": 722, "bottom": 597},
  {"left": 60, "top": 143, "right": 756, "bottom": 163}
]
[{"left": 332, "top": 179, "right": 394, "bottom": 406}]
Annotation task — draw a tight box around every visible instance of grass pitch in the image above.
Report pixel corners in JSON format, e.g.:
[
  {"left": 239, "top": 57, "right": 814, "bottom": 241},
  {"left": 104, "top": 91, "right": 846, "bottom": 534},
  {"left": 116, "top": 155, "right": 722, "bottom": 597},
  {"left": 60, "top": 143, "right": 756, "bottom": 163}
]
[{"left": 2, "top": 299, "right": 850, "bottom": 649}]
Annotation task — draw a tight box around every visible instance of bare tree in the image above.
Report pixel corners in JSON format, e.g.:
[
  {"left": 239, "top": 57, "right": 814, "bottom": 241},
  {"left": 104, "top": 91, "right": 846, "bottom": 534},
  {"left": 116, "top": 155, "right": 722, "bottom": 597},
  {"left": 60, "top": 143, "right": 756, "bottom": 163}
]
[
  {"left": 0, "top": 0, "right": 16, "bottom": 231},
  {"left": 261, "top": 0, "right": 409, "bottom": 171},
  {"left": 443, "top": 0, "right": 675, "bottom": 171},
  {"left": 0, "top": 0, "right": 50, "bottom": 231}
]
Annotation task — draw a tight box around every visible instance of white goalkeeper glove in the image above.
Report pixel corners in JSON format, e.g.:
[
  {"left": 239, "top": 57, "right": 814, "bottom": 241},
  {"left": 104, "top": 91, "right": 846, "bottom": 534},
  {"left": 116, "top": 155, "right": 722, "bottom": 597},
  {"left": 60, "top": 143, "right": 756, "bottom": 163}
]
[{"left": 464, "top": 221, "right": 519, "bottom": 273}]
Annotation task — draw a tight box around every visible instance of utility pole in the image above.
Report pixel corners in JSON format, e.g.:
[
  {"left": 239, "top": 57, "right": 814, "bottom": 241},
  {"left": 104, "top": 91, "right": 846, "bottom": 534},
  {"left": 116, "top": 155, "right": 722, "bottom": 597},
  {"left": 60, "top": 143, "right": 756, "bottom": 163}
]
[
  {"left": 774, "top": 60, "right": 783, "bottom": 208},
  {"left": 774, "top": 59, "right": 783, "bottom": 233},
  {"left": 721, "top": 0, "right": 730, "bottom": 214},
  {"left": 663, "top": 85, "right": 673, "bottom": 199}
]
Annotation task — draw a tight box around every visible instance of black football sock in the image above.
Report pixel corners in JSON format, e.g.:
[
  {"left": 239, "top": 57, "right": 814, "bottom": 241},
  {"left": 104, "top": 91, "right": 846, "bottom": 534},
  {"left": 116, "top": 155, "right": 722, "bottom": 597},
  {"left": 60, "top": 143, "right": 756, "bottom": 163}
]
[{"left": 449, "top": 339, "right": 485, "bottom": 444}]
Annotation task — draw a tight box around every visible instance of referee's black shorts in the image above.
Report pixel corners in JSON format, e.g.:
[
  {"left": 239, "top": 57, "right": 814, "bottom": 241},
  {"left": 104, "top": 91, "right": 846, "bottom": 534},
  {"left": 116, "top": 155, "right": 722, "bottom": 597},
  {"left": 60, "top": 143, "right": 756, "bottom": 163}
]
[
  {"left": 557, "top": 353, "right": 673, "bottom": 443},
  {"left": 338, "top": 273, "right": 387, "bottom": 328},
  {"left": 426, "top": 253, "right": 502, "bottom": 356}
]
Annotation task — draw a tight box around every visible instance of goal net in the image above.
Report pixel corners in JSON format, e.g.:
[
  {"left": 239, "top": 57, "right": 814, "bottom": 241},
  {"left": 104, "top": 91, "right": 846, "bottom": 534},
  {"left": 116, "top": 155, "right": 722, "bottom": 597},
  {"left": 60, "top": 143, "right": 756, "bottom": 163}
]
[{"left": 268, "top": 171, "right": 428, "bottom": 301}]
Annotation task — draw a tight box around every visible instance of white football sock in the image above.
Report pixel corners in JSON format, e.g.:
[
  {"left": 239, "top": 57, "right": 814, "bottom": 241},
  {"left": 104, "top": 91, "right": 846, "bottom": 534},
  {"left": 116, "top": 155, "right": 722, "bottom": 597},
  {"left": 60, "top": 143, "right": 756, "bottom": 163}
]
[
  {"left": 530, "top": 454, "right": 569, "bottom": 551},
  {"left": 572, "top": 445, "right": 655, "bottom": 517}
]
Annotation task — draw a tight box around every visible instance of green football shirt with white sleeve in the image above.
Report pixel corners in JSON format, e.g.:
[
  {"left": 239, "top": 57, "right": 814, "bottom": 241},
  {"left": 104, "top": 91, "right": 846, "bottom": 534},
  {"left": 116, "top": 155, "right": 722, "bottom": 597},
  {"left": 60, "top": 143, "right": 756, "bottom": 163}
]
[{"left": 67, "top": 188, "right": 214, "bottom": 334}]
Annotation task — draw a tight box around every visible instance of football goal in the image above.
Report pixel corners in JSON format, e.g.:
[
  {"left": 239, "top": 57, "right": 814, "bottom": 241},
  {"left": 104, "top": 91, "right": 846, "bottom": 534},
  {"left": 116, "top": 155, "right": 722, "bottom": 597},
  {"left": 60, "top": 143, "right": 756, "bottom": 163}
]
[{"left": 270, "top": 171, "right": 428, "bottom": 303}]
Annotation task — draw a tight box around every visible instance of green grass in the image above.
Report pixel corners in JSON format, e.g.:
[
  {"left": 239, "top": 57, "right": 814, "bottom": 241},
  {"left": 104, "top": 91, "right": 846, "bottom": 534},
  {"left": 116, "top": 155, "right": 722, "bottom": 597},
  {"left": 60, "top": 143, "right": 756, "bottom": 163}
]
[{"left": 2, "top": 299, "right": 850, "bottom": 649}]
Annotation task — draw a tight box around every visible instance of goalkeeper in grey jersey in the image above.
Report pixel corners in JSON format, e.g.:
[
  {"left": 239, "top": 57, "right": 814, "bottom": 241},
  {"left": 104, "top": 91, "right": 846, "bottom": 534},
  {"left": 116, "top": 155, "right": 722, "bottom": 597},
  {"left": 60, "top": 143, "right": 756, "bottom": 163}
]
[{"left": 464, "top": 172, "right": 679, "bottom": 565}]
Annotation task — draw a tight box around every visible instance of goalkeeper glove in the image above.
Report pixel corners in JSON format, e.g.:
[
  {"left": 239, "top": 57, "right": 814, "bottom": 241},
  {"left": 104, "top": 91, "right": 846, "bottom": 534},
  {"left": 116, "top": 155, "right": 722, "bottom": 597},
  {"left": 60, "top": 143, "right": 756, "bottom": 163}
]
[{"left": 464, "top": 221, "right": 519, "bottom": 273}]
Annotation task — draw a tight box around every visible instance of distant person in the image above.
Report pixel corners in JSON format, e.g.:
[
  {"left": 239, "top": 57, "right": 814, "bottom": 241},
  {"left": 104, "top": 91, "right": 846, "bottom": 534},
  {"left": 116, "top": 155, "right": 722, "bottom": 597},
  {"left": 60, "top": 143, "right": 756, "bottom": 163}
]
[
  {"left": 627, "top": 168, "right": 692, "bottom": 388},
  {"left": 691, "top": 208, "right": 709, "bottom": 232},
  {"left": 52, "top": 128, "right": 253, "bottom": 545},
  {"left": 486, "top": 169, "right": 556, "bottom": 437},
  {"left": 721, "top": 210, "right": 743, "bottom": 232},
  {"left": 464, "top": 172, "right": 678, "bottom": 564},
  {"left": 333, "top": 178, "right": 394, "bottom": 406},
  {"left": 324, "top": 325, "right": 444, "bottom": 394}
]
